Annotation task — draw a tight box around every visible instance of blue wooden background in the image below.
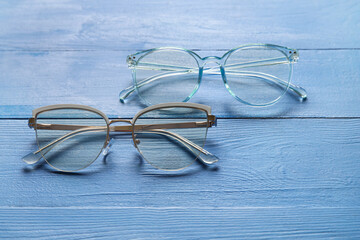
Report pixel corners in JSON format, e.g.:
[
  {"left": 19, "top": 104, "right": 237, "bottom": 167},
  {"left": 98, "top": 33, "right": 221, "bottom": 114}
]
[{"left": 1, "top": 0, "right": 360, "bottom": 239}]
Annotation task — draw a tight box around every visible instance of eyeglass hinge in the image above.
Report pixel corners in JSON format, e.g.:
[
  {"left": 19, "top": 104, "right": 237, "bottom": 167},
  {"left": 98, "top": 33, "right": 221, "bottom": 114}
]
[
  {"left": 126, "top": 55, "right": 136, "bottom": 67},
  {"left": 28, "top": 118, "right": 35, "bottom": 129},
  {"left": 289, "top": 50, "right": 299, "bottom": 63},
  {"left": 208, "top": 115, "right": 217, "bottom": 127}
]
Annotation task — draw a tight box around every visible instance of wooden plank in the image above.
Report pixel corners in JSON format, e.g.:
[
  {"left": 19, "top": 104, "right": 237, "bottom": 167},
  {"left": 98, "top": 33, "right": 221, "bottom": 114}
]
[
  {"left": 1, "top": 119, "right": 359, "bottom": 207},
  {"left": 1, "top": 1, "right": 359, "bottom": 238},
  {"left": 0, "top": 1, "right": 359, "bottom": 50},
  {"left": 0, "top": 207, "right": 359, "bottom": 239},
  {"left": 1, "top": 50, "right": 360, "bottom": 118}
]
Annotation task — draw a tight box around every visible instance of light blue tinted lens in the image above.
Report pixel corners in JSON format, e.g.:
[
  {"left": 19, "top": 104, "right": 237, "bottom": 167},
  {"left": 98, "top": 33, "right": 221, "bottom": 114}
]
[
  {"left": 224, "top": 46, "right": 291, "bottom": 106},
  {"left": 35, "top": 109, "right": 107, "bottom": 172},
  {"left": 134, "top": 107, "right": 208, "bottom": 170},
  {"left": 135, "top": 49, "right": 199, "bottom": 105}
]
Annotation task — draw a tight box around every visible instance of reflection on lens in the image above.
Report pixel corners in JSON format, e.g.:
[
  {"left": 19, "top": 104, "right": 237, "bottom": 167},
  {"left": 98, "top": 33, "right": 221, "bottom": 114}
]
[
  {"left": 224, "top": 46, "right": 291, "bottom": 106},
  {"left": 134, "top": 49, "right": 200, "bottom": 105},
  {"left": 35, "top": 109, "right": 107, "bottom": 172},
  {"left": 133, "top": 107, "right": 208, "bottom": 170}
]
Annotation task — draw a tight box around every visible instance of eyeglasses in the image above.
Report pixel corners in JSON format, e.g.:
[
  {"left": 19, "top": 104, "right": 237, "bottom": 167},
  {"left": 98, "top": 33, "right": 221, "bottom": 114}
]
[
  {"left": 119, "top": 44, "right": 307, "bottom": 107},
  {"left": 23, "top": 103, "right": 218, "bottom": 172}
]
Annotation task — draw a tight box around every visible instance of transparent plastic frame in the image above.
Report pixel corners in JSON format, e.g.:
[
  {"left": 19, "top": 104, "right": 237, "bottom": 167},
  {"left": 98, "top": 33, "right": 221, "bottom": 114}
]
[
  {"left": 23, "top": 103, "right": 218, "bottom": 172},
  {"left": 120, "top": 44, "right": 307, "bottom": 107}
]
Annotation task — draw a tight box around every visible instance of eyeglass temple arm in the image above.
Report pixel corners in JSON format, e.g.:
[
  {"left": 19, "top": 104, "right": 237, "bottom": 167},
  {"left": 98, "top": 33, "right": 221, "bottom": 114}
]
[
  {"left": 223, "top": 70, "right": 307, "bottom": 100},
  {"left": 120, "top": 57, "right": 306, "bottom": 102},
  {"left": 23, "top": 118, "right": 218, "bottom": 165},
  {"left": 111, "top": 120, "right": 218, "bottom": 164},
  {"left": 137, "top": 129, "right": 219, "bottom": 164},
  {"left": 119, "top": 70, "right": 189, "bottom": 103},
  {"left": 22, "top": 125, "right": 107, "bottom": 164}
]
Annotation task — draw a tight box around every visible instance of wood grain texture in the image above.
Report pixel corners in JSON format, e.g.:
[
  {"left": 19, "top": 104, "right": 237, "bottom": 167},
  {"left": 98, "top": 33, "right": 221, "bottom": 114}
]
[
  {"left": 1, "top": 50, "right": 360, "bottom": 118},
  {"left": 2, "top": 119, "right": 359, "bottom": 208},
  {"left": 0, "top": 0, "right": 359, "bottom": 50},
  {"left": 1, "top": 207, "right": 359, "bottom": 239},
  {"left": 1, "top": 0, "right": 360, "bottom": 239}
]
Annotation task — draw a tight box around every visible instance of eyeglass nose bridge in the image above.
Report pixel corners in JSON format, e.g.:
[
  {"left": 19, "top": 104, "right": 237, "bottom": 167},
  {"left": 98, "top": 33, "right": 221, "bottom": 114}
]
[
  {"left": 199, "top": 56, "right": 227, "bottom": 83},
  {"left": 106, "top": 119, "right": 133, "bottom": 145},
  {"left": 201, "top": 56, "right": 222, "bottom": 66}
]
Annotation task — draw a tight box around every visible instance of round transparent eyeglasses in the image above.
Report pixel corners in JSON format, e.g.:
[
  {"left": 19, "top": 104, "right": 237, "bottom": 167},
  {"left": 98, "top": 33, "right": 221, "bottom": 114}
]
[{"left": 120, "top": 44, "right": 307, "bottom": 107}]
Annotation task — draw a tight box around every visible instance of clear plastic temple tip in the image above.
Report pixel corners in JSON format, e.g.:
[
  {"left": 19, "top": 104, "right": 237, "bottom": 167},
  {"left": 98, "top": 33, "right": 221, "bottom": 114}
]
[
  {"left": 297, "top": 86, "right": 307, "bottom": 101},
  {"left": 22, "top": 151, "right": 42, "bottom": 164},
  {"left": 290, "top": 84, "right": 307, "bottom": 101},
  {"left": 119, "top": 86, "right": 135, "bottom": 103},
  {"left": 198, "top": 151, "right": 219, "bottom": 165}
]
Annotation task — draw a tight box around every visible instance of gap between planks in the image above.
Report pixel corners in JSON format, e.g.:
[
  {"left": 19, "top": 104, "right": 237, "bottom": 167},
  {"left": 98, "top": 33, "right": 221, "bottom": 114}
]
[{"left": 1, "top": 48, "right": 360, "bottom": 52}]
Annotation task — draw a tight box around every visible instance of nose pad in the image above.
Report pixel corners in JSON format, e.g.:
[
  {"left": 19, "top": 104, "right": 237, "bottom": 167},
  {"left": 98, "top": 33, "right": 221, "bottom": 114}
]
[
  {"left": 133, "top": 134, "right": 141, "bottom": 146},
  {"left": 102, "top": 138, "right": 114, "bottom": 156}
]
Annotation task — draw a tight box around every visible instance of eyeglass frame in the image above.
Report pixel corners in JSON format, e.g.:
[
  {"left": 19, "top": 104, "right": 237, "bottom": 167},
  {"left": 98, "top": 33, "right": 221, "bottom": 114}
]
[
  {"left": 24, "top": 102, "right": 218, "bottom": 172},
  {"left": 119, "top": 43, "right": 307, "bottom": 107}
]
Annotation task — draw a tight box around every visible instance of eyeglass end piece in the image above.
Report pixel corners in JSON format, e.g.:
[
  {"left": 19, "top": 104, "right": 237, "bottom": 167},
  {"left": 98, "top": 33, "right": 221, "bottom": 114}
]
[
  {"left": 208, "top": 115, "right": 217, "bottom": 127},
  {"left": 22, "top": 151, "right": 42, "bottom": 164},
  {"left": 28, "top": 118, "right": 35, "bottom": 129}
]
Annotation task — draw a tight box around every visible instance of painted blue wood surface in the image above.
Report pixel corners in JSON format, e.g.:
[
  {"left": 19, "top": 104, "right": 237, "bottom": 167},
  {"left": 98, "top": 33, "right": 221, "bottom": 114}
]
[
  {"left": 0, "top": 0, "right": 360, "bottom": 239},
  {"left": 0, "top": 1, "right": 359, "bottom": 50},
  {"left": 1, "top": 119, "right": 359, "bottom": 207},
  {"left": 1, "top": 50, "right": 360, "bottom": 118},
  {"left": 1, "top": 208, "right": 360, "bottom": 239}
]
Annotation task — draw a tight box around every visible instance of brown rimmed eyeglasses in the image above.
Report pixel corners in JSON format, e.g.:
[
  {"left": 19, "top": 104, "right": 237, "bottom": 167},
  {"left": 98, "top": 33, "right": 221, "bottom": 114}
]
[{"left": 23, "top": 102, "right": 218, "bottom": 172}]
